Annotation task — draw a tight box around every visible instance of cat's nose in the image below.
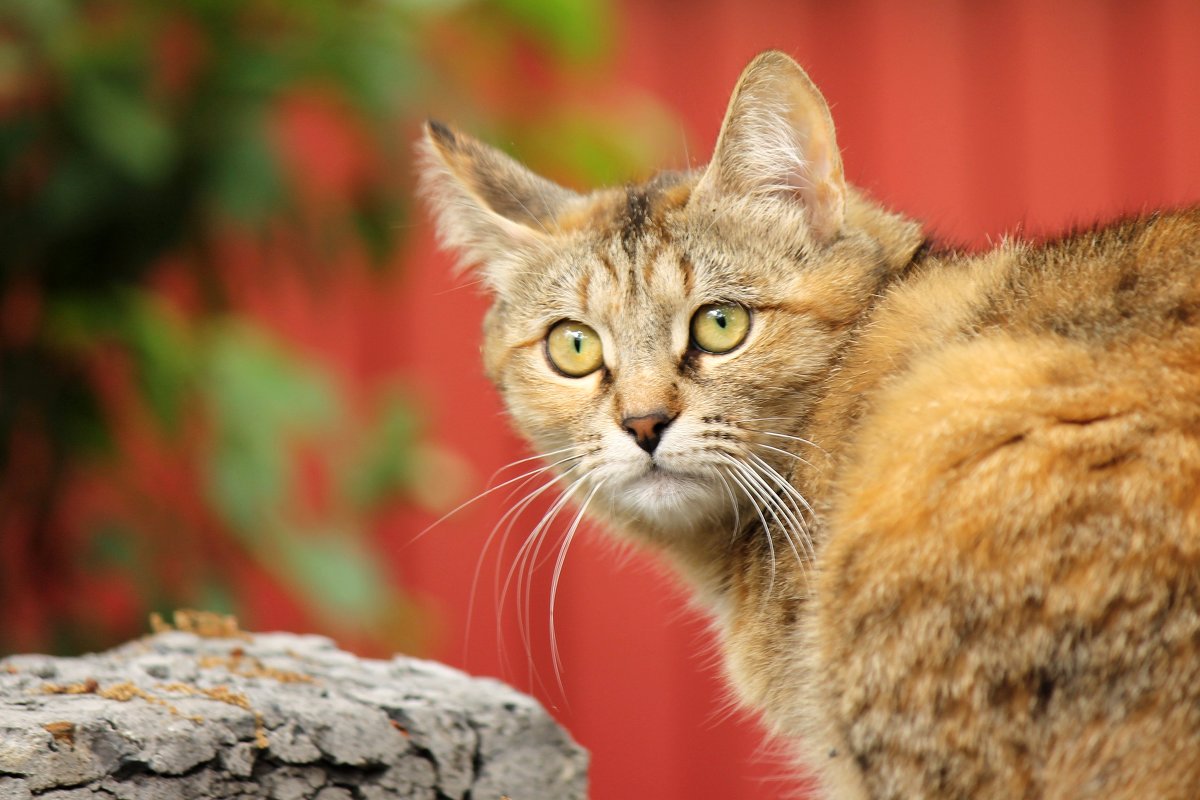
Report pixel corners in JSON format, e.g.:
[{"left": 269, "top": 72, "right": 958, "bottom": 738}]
[{"left": 622, "top": 411, "right": 675, "bottom": 455}]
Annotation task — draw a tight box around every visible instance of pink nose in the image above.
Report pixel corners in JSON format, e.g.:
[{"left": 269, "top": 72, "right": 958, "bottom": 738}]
[{"left": 622, "top": 411, "right": 674, "bottom": 455}]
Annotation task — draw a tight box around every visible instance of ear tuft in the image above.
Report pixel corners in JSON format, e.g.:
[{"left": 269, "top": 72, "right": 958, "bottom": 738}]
[
  {"left": 696, "top": 51, "right": 846, "bottom": 243},
  {"left": 418, "top": 121, "right": 580, "bottom": 287},
  {"left": 426, "top": 119, "right": 458, "bottom": 152}
]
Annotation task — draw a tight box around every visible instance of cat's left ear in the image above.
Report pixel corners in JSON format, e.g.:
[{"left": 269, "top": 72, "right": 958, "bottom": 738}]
[
  {"left": 694, "top": 51, "right": 846, "bottom": 243},
  {"left": 419, "top": 121, "right": 580, "bottom": 284}
]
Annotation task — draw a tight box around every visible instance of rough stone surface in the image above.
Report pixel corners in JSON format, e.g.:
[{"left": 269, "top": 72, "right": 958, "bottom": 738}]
[{"left": 0, "top": 633, "right": 588, "bottom": 799}]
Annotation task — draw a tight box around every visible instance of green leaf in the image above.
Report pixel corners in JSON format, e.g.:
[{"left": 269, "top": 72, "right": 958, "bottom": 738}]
[
  {"left": 512, "top": 101, "right": 678, "bottom": 187},
  {"left": 38, "top": 153, "right": 119, "bottom": 232},
  {"left": 87, "top": 523, "right": 139, "bottom": 570},
  {"left": 204, "top": 321, "right": 336, "bottom": 431},
  {"left": 390, "top": 0, "right": 473, "bottom": 12},
  {"left": 278, "top": 531, "right": 391, "bottom": 618},
  {"left": 206, "top": 114, "right": 286, "bottom": 222},
  {"left": 1, "top": 0, "right": 72, "bottom": 39},
  {"left": 196, "top": 579, "right": 238, "bottom": 616},
  {"left": 490, "top": 0, "right": 612, "bottom": 61},
  {"left": 201, "top": 321, "right": 339, "bottom": 535},
  {"left": 207, "top": 429, "right": 286, "bottom": 536},
  {"left": 346, "top": 392, "right": 419, "bottom": 508},
  {"left": 71, "top": 74, "right": 176, "bottom": 184},
  {"left": 122, "top": 293, "right": 195, "bottom": 435}
]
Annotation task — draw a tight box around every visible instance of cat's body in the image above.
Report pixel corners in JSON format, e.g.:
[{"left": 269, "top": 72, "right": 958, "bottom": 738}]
[{"left": 422, "top": 52, "right": 1200, "bottom": 798}]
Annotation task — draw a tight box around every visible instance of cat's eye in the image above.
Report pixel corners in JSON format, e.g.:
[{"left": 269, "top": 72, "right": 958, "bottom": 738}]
[
  {"left": 690, "top": 302, "right": 751, "bottom": 354},
  {"left": 545, "top": 319, "right": 604, "bottom": 377}
]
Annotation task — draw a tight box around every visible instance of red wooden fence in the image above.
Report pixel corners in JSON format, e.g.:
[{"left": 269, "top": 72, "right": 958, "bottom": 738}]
[{"left": 275, "top": 1, "right": 1200, "bottom": 797}]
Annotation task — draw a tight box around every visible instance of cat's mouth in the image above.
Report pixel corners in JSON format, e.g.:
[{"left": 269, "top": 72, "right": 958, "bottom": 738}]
[
  {"left": 640, "top": 461, "right": 706, "bottom": 483},
  {"left": 607, "top": 463, "right": 726, "bottom": 526}
]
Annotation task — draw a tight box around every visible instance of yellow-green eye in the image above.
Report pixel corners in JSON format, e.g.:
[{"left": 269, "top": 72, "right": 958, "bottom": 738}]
[
  {"left": 690, "top": 302, "right": 751, "bottom": 354},
  {"left": 546, "top": 320, "right": 604, "bottom": 377}
]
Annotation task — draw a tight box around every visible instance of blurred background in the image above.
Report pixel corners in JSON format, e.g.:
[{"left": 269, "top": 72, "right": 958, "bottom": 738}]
[{"left": 2, "top": 0, "right": 1199, "bottom": 797}]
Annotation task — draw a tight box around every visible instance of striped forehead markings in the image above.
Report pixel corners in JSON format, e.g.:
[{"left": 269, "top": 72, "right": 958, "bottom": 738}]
[
  {"left": 678, "top": 254, "right": 695, "bottom": 297},
  {"left": 620, "top": 187, "right": 652, "bottom": 260},
  {"left": 576, "top": 268, "right": 592, "bottom": 312}
]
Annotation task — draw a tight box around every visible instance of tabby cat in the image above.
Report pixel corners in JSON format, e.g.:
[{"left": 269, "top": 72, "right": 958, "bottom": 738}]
[{"left": 420, "top": 51, "right": 1200, "bottom": 798}]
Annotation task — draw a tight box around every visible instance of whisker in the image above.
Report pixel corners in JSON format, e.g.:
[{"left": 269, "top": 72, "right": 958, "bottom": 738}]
[
  {"left": 750, "top": 440, "right": 818, "bottom": 471},
  {"left": 489, "top": 465, "right": 585, "bottom": 680},
  {"left": 487, "top": 444, "right": 587, "bottom": 482},
  {"left": 465, "top": 466, "right": 577, "bottom": 665},
  {"left": 745, "top": 453, "right": 816, "bottom": 566},
  {"left": 409, "top": 450, "right": 585, "bottom": 546},
  {"left": 500, "top": 474, "right": 589, "bottom": 692},
  {"left": 741, "top": 428, "right": 827, "bottom": 455},
  {"left": 549, "top": 478, "right": 607, "bottom": 695},
  {"left": 734, "top": 459, "right": 806, "bottom": 571},
  {"left": 746, "top": 450, "right": 817, "bottom": 519},
  {"left": 717, "top": 455, "right": 778, "bottom": 593},
  {"left": 712, "top": 468, "right": 742, "bottom": 542}
]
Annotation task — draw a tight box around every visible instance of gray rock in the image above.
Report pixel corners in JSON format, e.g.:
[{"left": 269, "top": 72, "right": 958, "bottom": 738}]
[{"left": 0, "top": 633, "right": 588, "bottom": 799}]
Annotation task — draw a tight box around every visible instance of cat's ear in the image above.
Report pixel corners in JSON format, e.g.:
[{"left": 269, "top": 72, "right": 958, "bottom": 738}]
[
  {"left": 695, "top": 51, "right": 846, "bottom": 243},
  {"left": 419, "top": 120, "right": 580, "bottom": 282}
]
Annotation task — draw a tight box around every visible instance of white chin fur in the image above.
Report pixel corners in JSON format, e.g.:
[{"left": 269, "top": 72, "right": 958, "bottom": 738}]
[{"left": 608, "top": 468, "right": 727, "bottom": 530}]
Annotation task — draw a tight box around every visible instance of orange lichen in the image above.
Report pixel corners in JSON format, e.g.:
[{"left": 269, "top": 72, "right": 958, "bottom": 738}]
[
  {"left": 196, "top": 654, "right": 314, "bottom": 685},
  {"left": 158, "top": 682, "right": 269, "bottom": 748},
  {"left": 41, "top": 680, "right": 203, "bottom": 723},
  {"left": 41, "top": 679, "right": 99, "bottom": 696},
  {"left": 43, "top": 721, "right": 75, "bottom": 746},
  {"left": 149, "top": 610, "right": 251, "bottom": 640}
]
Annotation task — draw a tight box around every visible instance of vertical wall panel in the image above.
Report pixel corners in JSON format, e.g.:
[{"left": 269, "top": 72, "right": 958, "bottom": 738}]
[
  {"left": 1162, "top": 0, "right": 1200, "bottom": 205},
  {"left": 864, "top": 0, "right": 974, "bottom": 237},
  {"left": 1107, "top": 1, "right": 1169, "bottom": 212},
  {"left": 1017, "top": 0, "right": 1119, "bottom": 229},
  {"left": 960, "top": 0, "right": 1030, "bottom": 243}
]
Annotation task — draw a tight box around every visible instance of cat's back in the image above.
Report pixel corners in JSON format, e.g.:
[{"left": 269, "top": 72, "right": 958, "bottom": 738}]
[{"left": 808, "top": 208, "right": 1200, "bottom": 799}]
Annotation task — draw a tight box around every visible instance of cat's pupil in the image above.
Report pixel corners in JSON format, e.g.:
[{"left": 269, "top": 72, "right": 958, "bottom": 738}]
[
  {"left": 572, "top": 333, "right": 583, "bottom": 353},
  {"left": 716, "top": 313, "right": 727, "bottom": 328}
]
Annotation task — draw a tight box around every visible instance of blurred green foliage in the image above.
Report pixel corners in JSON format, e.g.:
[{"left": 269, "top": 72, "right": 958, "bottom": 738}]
[{"left": 0, "top": 0, "right": 667, "bottom": 656}]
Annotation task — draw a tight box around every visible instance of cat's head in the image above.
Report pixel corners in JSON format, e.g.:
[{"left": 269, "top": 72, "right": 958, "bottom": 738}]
[{"left": 419, "top": 52, "right": 923, "bottom": 548}]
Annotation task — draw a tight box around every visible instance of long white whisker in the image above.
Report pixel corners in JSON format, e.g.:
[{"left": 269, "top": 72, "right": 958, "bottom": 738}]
[
  {"left": 490, "top": 469, "right": 579, "bottom": 606},
  {"left": 733, "top": 458, "right": 805, "bottom": 570},
  {"left": 500, "top": 474, "right": 589, "bottom": 692},
  {"left": 717, "top": 455, "right": 777, "bottom": 593},
  {"left": 746, "top": 450, "right": 817, "bottom": 518},
  {"left": 741, "top": 428, "right": 827, "bottom": 455},
  {"left": 745, "top": 453, "right": 815, "bottom": 566},
  {"left": 409, "top": 450, "right": 585, "bottom": 546},
  {"left": 487, "top": 445, "right": 586, "bottom": 482},
  {"left": 549, "top": 478, "right": 606, "bottom": 695},
  {"left": 465, "top": 465, "right": 577, "bottom": 665},
  {"left": 750, "top": 440, "right": 818, "bottom": 471},
  {"left": 490, "top": 465, "right": 585, "bottom": 680},
  {"left": 712, "top": 468, "right": 742, "bottom": 542}
]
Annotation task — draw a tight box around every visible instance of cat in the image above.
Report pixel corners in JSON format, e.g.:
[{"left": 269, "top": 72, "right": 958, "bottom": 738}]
[{"left": 420, "top": 50, "right": 1200, "bottom": 799}]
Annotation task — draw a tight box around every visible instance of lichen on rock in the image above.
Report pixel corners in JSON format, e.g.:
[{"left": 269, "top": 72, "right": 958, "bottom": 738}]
[{"left": 0, "top": 631, "right": 588, "bottom": 799}]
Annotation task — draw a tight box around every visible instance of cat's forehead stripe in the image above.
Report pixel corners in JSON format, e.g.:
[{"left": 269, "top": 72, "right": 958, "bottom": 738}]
[
  {"left": 679, "top": 255, "right": 695, "bottom": 297},
  {"left": 620, "top": 188, "right": 652, "bottom": 259},
  {"left": 576, "top": 268, "right": 591, "bottom": 312},
  {"left": 639, "top": 241, "right": 666, "bottom": 289},
  {"left": 597, "top": 249, "right": 619, "bottom": 284}
]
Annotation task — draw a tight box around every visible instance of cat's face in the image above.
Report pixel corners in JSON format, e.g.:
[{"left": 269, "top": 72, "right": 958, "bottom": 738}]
[
  {"left": 474, "top": 185, "right": 874, "bottom": 537},
  {"left": 421, "top": 52, "right": 922, "bottom": 544}
]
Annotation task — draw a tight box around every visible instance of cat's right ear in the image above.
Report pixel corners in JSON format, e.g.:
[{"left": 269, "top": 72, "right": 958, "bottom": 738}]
[
  {"left": 694, "top": 51, "right": 846, "bottom": 244},
  {"left": 419, "top": 121, "right": 580, "bottom": 288}
]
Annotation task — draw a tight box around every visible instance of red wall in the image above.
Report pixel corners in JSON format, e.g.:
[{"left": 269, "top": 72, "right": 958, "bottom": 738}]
[{"left": 393, "top": 2, "right": 1200, "bottom": 798}]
